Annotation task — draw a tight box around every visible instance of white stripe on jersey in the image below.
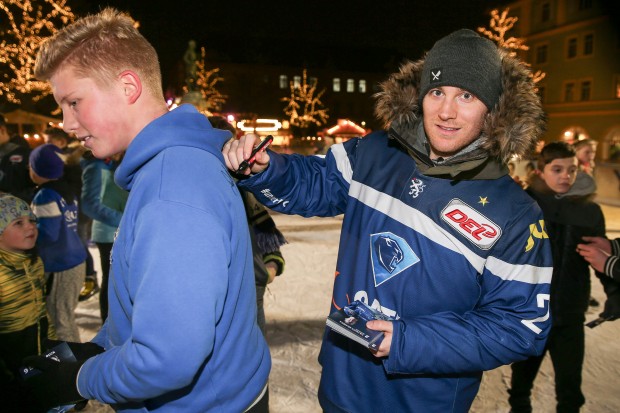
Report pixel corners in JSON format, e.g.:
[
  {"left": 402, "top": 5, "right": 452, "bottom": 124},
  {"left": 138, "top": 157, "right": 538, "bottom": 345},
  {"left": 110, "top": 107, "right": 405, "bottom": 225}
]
[
  {"left": 349, "top": 180, "right": 552, "bottom": 285},
  {"left": 32, "top": 201, "right": 61, "bottom": 218},
  {"left": 331, "top": 143, "right": 353, "bottom": 184}
]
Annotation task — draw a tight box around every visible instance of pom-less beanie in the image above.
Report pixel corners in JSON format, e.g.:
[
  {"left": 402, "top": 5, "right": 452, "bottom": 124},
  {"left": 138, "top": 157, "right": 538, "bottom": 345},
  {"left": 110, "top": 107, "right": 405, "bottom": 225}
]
[
  {"left": 29, "top": 143, "right": 65, "bottom": 180},
  {"left": 0, "top": 194, "right": 36, "bottom": 234},
  {"left": 419, "top": 29, "right": 503, "bottom": 110}
]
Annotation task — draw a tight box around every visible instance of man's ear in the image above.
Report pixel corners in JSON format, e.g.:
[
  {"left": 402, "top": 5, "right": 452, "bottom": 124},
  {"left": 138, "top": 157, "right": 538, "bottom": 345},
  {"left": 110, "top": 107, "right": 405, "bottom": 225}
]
[{"left": 118, "top": 70, "right": 142, "bottom": 104}]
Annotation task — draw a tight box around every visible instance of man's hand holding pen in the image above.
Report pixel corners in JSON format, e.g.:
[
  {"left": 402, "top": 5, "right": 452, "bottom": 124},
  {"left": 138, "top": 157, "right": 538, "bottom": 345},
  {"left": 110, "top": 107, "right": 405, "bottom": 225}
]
[{"left": 223, "top": 134, "right": 272, "bottom": 175}]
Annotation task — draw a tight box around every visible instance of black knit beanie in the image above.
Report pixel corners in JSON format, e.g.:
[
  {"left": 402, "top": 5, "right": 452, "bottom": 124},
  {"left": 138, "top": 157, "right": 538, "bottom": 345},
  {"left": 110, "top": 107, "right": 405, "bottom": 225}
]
[{"left": 419, "top": 29, "right": 502, "bottom": 110}]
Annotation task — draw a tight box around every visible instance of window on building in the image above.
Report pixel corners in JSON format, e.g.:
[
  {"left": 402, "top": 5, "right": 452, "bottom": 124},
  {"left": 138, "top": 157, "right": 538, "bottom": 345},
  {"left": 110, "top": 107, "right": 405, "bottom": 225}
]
[
  {"left": 579, "top": 0, "right": 593, "bottom": 10},
  {"left": 583, "top": 33, "right": 594, "bottom": 55},
  {"left": 564, "top": 82, "right": 575, "bottom": 102},
  {"left": 309, "top": 77, "right": 318, "bottom": 87},
  {"left": 333, "top": 78, "right": 341, "bottom": 92},
  {"left": 536, "top": 45, "right": 548, "bottom": 64},
  {"left": 279, "top": 75, "right": 288, "bottom": 89},
  {"left": 537, "top": 85, "right": 546, "bottom": 103},
  {"left": 541, "top": 2, "right": 551, "bottom": 22},
  {"left": 567, "top": 37, "right": 578, "bottom": 59},
  {"left": 347, "top": 79, "right": 355, "bottom": 93},
  {"left": 359, "top": 79, "right": 367, "bottom": 93},
  {"left": 580, "top": 80, "right": 591, "bottom": 101},
  {"left": 293, "top": 76, "right": 301, "bottom": 88},
  {"left": 616, "top": 75, "right": 620, "bottom": 99}
]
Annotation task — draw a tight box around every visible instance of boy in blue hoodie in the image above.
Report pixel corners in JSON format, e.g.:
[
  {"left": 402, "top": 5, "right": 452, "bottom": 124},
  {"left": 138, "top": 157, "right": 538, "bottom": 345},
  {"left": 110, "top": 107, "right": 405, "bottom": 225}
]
[
  {"left": 24, "top": 8, "right": 270, "bottom": 412},
  {"left": 29, "top": 143, "right": 86, "bottom": 344}
]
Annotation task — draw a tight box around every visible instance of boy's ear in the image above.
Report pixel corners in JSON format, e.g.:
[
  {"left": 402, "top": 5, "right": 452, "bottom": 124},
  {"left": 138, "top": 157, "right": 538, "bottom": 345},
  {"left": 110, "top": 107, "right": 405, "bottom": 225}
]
[{"left": 118, "top": 70, "right": 142, "bottom": 104}]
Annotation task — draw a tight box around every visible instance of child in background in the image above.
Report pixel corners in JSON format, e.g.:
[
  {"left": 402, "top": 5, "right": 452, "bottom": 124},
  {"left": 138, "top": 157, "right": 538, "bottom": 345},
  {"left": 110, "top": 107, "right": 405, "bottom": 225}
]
[
  {"left": 0, "top": 194, "right": 55, "bottom": 413},
  {"left": 574, "top": 138, "right": 597, "bottom": 176},
  {"left": 29, "top": 144, "right": 86, "bottom": 342},
  {"left": 508, "top": 141, "right": 608, "bottom": 413}
]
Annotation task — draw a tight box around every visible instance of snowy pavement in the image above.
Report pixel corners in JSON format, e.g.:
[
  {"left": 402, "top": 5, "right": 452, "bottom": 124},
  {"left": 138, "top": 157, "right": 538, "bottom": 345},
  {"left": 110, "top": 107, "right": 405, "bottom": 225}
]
[{"left": 77, "top": 204, "right": 620, "bottom": 412}]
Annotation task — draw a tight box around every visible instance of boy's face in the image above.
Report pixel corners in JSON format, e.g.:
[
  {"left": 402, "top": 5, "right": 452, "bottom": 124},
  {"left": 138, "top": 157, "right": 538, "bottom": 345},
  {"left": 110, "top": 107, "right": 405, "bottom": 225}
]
[
  {"left": 540, "top": 157, "right": 578, "bottom": 194},
  {"left": 422, "top": 86, "right": 488, "bottom": 159},
  {"left": 0, "top": 216, "right": 38, "bottom": 253},
  {"left": 51, "top": 66, "right": 131, "bottom": 159}
]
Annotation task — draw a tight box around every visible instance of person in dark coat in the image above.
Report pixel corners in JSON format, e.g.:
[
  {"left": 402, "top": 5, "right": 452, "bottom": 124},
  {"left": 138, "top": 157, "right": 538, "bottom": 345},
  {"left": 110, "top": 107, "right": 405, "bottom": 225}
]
[
  {"left": 0, "top": 113, "right": 35, "bottom": 202},
  {"left": 508, "top": 142, "right": 609, "bottom": 413}
]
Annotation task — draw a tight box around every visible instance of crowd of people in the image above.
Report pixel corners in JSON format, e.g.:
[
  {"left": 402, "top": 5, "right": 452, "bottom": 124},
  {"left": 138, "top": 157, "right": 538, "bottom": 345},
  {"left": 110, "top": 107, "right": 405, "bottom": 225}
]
[{"left": 0, "top": 7, "right": 618, "bottom": 413}]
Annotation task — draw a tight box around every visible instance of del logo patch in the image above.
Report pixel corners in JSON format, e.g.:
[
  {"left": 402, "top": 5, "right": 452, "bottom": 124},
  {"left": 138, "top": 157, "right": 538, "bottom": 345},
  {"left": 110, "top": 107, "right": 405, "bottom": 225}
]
[
  {"left": 370, "top": 232, "right": 419, "bottom": 287},
  {"left": 441, "top": 198, "right": 501, "bottom": 250}
]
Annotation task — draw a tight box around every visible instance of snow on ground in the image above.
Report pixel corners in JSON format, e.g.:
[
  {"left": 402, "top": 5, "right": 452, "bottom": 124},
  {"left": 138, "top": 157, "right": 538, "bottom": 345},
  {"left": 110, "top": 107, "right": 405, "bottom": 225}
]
[{"left": 77, "top": 205, "right": 620, "bottom": 412}]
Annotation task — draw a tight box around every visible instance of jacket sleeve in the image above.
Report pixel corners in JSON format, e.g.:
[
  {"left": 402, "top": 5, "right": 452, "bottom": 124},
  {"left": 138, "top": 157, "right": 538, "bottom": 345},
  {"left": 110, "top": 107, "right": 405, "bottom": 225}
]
[
  {"left": 32, "top": 191, "right": 62, "bottom": 245},
  {"left": 80, "top": 162, "right": 122, "bottom": 227},
  {"left": 239, "top": 142, "right": 354, "bottom": 217},
  {"left": 385, "top": 206, "right": 553, "bottom": 374}
]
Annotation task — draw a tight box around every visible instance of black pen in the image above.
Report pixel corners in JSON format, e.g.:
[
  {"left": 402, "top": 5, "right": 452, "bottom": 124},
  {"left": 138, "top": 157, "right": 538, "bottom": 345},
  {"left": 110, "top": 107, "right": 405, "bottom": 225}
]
[{"left": 236, "top": 135, "right": 274, "bottom": 173}]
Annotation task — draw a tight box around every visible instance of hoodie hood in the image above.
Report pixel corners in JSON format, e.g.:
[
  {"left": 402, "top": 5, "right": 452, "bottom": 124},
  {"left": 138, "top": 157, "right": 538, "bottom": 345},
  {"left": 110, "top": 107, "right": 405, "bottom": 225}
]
[
  {"left": 115, "top": 104, "right": 231, "bottom": 190},
  {"left": 373, "top": 49, "right": 546, "bottom": 166}
]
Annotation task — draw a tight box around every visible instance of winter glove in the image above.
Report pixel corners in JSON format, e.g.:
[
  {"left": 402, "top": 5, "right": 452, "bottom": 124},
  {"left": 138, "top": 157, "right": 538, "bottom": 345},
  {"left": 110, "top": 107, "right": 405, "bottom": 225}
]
[
  {"left": 21, "top": 355, "right": 86, "bottom": 411},
  {"left": 44, "top": 339, "right": 104, "bottom": 361}
]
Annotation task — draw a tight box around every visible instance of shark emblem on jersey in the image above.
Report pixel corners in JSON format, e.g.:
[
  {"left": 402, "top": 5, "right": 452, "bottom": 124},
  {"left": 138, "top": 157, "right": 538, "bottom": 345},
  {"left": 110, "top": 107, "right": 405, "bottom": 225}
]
[{"left": 370, "top": 232, "right": 419, "bottom": 286}]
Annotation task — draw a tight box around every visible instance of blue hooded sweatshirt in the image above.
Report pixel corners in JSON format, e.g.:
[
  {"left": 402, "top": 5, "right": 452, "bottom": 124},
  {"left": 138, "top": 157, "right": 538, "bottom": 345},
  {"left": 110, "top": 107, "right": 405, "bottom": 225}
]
[{"left": 77, "top": 105, "right": 270, "bottom": 412}]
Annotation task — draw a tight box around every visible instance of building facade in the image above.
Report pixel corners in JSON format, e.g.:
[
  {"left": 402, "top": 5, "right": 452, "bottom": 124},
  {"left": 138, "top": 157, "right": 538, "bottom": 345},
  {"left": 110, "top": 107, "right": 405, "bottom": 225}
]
[
  {"left": 189, "top": 61, "right": 387, "bottom": 133},
  {"left": 507, "top": 0, "right": 620, "bottom": 162}
]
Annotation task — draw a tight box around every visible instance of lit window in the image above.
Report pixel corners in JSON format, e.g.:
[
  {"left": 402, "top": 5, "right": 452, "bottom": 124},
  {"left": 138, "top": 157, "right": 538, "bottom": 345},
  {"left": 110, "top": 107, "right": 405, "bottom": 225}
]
[
  {"left": 583, "top": 34, "right": 594, "bottom": 55},
  {"left": 359, "top": 79, "right": 367, "bottom": 93},
  {"left": 564, "top": 82, "right": 575, "bottom": 102},
  {"left": 616, "top": 75, "right": 620, "bottom": 99},
  {"left": 567, "top": 37, "right": 577, "bottom": 59},
  {"left": 293, "top": 76, "right": 301, "bottom": 88},
  {"left": 279, "top": 75, "right": 288, "bottom": 89},
  {"left": 347, "top": 79, "right": 354, "bottom": 93},
  {"left": 580, "top": 80, "right": 591, "bottom": 101},
  {"left": 333, "top": 78, "right": 341, "bottom": 92},
  {"left": 536, "top": 45, "right": 548, "bottom": 64},
  {"left": 541, "top": 2, "right": 550, "bottom": 22}
]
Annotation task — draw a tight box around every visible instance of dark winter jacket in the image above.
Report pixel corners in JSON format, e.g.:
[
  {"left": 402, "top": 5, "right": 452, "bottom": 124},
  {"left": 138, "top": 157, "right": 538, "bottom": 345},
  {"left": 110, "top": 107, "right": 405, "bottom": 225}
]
[
  {"left": 605, "top": 238, "right": 620, "bottom": 281},
  {"left": 0, "top": 141, "right": 35, "bottom": 202},
  {"left": 527, "top": 175, "right": 605, "bottom": 325}
]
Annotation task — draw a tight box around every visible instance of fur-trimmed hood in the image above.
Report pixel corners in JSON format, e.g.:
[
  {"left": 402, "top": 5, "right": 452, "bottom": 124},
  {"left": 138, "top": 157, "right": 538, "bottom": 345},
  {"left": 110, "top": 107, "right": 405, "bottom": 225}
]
[{"left": 373, "top": 49, "right": 546, "bottom": 165}]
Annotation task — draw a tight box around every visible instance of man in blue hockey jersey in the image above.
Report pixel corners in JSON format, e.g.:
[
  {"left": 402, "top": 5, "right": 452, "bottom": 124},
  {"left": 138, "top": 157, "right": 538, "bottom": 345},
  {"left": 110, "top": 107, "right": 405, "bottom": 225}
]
[{"left": 224, "top": 29, "right": 552, "bottom": 412}]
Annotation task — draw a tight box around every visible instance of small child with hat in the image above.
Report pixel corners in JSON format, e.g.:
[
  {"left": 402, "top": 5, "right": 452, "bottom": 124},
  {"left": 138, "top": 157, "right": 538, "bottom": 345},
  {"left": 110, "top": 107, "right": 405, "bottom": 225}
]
[
  {"left": 29, "top": 144, "right": 86, "bottom": 343},
  {"left": 0, "top": 194, "right": 56, "bottom": 412}
]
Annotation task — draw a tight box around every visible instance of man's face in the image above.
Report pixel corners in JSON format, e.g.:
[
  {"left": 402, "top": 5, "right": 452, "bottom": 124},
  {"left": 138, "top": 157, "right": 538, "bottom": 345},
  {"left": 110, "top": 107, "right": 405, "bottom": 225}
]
[
  {"left": 51, "top": 66, "right": 130, "bottom": 159},
  {"left": 422, "top": 86, "right": 488, "bottom": 159},
  {"left": 540, "top": 157, "right": 578, "bottom": 194}
]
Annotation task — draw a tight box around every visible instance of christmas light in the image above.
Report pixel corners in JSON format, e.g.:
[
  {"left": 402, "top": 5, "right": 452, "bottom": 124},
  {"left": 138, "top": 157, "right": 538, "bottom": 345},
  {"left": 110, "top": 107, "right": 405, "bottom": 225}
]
[
  {"left": 0, "top": 0, "right": 75, "bottom": 104},
  {"left": 281, "top": 69, "right": 329, "bottom": 130}
]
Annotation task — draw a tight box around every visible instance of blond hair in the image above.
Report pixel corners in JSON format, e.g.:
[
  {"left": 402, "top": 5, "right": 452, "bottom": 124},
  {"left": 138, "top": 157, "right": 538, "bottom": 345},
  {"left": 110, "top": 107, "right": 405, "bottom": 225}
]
[{"left": 35, "top": 8, "right": 163, "bottom": 100}]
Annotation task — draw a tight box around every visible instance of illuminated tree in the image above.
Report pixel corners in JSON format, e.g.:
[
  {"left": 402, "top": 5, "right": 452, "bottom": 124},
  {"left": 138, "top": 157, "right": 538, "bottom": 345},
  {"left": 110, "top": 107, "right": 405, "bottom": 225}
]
[
  {"left": 182, "top": 46, "right": 227, "bottom": 114},
  {"left": 0, "top": 0, "right": 75, "bottom": 105},
  {"left": 282, "top": 69, "right": 329, "bottom": 135},
  {"left": 478, "top": 8, "right": 546, "bottom": 83}
]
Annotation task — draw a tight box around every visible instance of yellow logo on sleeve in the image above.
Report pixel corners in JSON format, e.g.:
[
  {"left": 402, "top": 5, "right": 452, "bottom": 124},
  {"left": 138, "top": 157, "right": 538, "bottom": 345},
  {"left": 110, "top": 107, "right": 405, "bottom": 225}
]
[{"left": 525, "top": 220, "right": 548, "bottom": 252}]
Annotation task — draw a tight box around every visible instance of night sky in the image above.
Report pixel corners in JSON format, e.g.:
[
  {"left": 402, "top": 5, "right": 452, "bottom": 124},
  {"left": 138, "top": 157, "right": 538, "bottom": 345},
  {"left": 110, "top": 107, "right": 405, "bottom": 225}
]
[{"left": 75, "top": 0, "right": 514, "bottom": 87}]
